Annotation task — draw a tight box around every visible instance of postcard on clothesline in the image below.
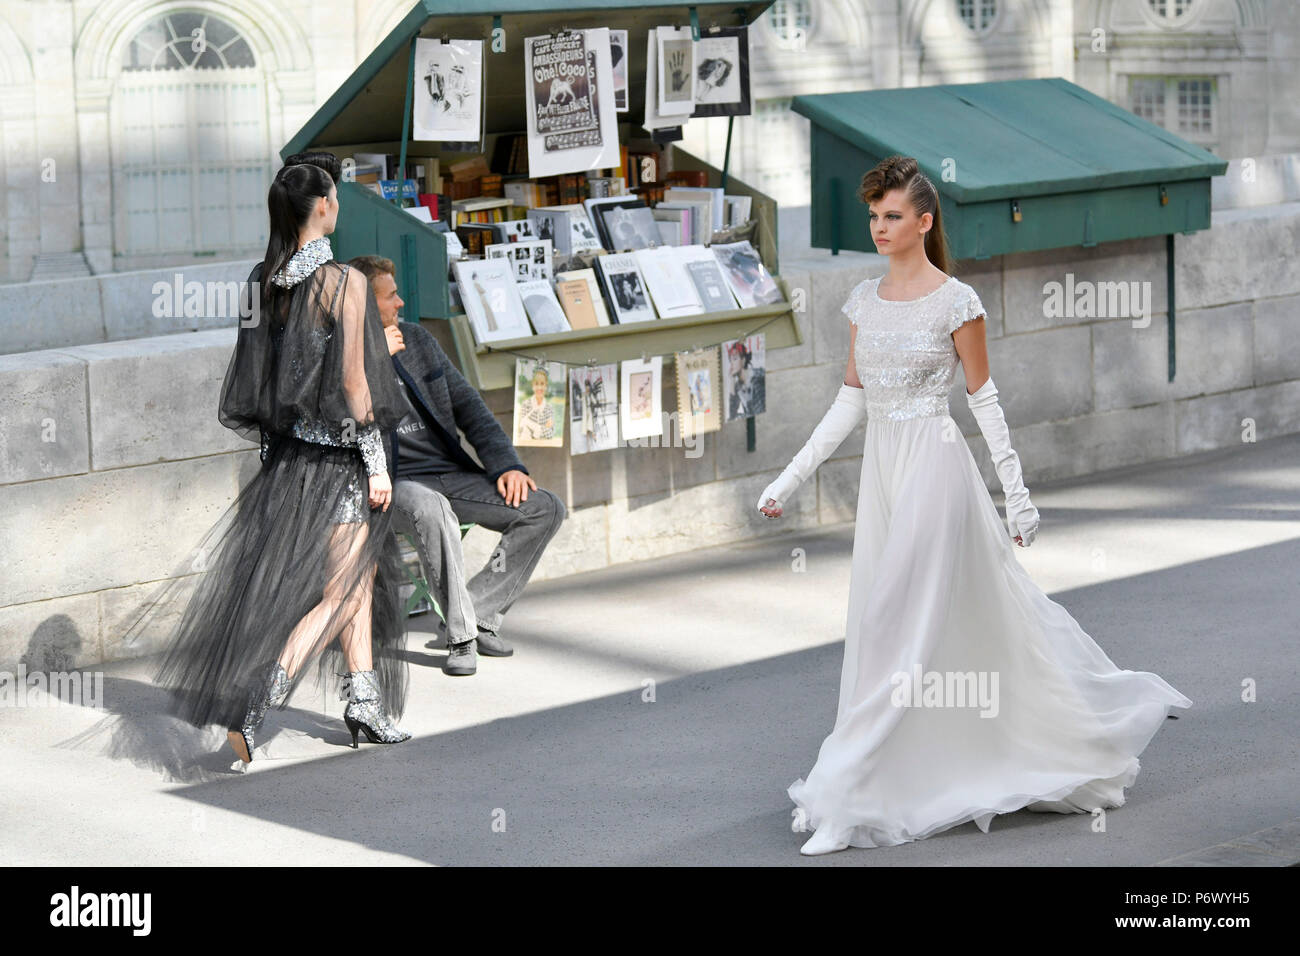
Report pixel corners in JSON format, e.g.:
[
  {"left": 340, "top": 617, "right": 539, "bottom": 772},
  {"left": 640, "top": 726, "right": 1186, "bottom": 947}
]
[
  {"left": 722, "top": 333, "right": 766, "bottom": 422},
  {"left": 610, "top": 29, "right": 629, "bottom": 113},
  {"left": 674, "top": 347, "right": 722, "bottom": 437},
  {"left": 525, "top": 28, "right": 620, "bottom": 178},
  {"left": 513, "top": 357, "right": 566, "bottom": 448},
  {"left": 620, "top": 355, "right": 664, "bottom": 440},
  {"left": 412, "top": 38, "right": 483, "bottom": 142},
  {"left": 569, "top": 363, "right": 620, "bottom": 455},
  {"left": 691, "top": 27, "right": 751, "bottom": 117}
]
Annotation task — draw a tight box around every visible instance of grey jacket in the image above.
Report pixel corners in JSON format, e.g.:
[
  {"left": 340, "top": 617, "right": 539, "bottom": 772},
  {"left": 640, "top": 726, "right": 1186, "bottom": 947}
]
[{"left": 385, "top": 320, "right": 527, "bottom": 483}]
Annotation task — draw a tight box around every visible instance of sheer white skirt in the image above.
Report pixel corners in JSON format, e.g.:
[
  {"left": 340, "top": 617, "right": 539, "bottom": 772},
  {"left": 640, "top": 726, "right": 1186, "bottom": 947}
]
[{"left": 788, "top": 413, "right": 1191, "bottom": 850}]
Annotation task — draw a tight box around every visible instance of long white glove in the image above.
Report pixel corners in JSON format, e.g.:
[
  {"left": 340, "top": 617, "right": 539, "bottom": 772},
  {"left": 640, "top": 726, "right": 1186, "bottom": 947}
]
[
  {"left": 757, "top": 384, "right": 867, "bottom": 513},
  {"left": 967, "top": 377, "right": 1039, "bottom": 546}
]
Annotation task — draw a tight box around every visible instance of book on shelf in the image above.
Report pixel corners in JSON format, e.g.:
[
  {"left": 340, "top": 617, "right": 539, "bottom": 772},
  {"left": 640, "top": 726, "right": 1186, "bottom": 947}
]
[
  {"left": 711, "top": 240, "right": 784, "bottom": 308},
  {"left": 676, "top": 244, "right": 739, "bottom": 312},
  {"left": 529, "top": 205, "right": 603, "bottom": 257},
  {"left": 664, "top": 187, "right": 725, "bottom": 234},
  {"left": 650, "top": 206, "right": 691, "bottom": 247},
  {"left": 555, "top": 267, "right": 612, "bottom": 328},
  {"left": 595, "top": 252, "right": 656, "bottom": 324},
  {"left": 517, "top": 278, "right": 571, "bottom": 335},
  {"left": 633, "top": 246, "right": 703, "bottom": 319},
  {"left": 655, "top": 199, "right": 711, "bottom": 245}
]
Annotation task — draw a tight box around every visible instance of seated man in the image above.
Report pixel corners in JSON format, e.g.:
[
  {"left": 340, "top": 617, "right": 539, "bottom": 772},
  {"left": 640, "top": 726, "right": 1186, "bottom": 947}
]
[{"left": 347, "top": 255, "right": 566, "bottom": 676}]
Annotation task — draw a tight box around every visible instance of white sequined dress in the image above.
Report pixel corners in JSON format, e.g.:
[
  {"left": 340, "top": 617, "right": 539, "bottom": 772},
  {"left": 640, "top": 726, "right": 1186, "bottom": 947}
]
[{"left": 787, "top": 274, "right": 1191, "bottom": 851}]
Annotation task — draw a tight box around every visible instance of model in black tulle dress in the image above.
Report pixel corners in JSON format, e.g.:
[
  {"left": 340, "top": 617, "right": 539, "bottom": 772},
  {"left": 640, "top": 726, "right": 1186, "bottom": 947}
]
[{"left": 123, "top": 162, "right": 412, "bottom": 763}]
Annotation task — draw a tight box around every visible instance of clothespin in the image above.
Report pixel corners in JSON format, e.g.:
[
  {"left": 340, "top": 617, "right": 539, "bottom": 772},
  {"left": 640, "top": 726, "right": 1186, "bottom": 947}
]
[{"left": 689, "top": 7, "right": 700, "bottom": 40}]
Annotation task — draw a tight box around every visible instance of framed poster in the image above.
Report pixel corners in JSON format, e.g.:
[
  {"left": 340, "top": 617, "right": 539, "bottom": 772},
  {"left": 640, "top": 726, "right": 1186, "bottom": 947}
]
[
  {"left": 691, "top": 27, "right": 750, "bottom": 117},
  {"left": 524, "top": 28, "right": 620, "bottom": 178},
  {"left": 412, "top": 38, "right": 483, "bottom": 141}
]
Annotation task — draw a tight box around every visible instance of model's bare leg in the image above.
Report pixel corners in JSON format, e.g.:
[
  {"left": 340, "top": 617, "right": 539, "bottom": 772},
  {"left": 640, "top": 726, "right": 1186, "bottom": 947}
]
[{"left": 276, "top": 521, "right": 371, "bottom": 676}]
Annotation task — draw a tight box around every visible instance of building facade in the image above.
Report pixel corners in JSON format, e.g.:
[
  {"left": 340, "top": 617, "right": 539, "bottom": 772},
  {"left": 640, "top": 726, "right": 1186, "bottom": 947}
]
[{"left": 0, "top": 0, "right": 1295, "bottom": 283}]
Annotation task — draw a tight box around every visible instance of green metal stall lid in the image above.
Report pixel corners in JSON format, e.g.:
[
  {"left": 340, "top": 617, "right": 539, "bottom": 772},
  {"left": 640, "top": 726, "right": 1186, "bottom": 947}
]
[
  {"left": 790, "top": 77, "right": 1226, "bottom": 204},
  {"left": 282, "top": 0, "right": 773, "bottom": 158}
]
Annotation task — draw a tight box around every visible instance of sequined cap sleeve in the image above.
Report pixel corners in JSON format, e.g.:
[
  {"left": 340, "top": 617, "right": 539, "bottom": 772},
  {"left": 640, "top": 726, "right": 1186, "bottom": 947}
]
[
  {"left": 841, "top": 278, "right": 874, "bottom": 327},
  {"left": 944, "top": 284, "right": 987, "bottom": 336}
]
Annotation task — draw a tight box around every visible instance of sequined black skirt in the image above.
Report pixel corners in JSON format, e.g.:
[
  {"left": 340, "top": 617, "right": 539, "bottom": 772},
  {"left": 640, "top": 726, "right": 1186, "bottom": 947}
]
[{"left": 120, "top": 435, "right": 408, "bottom": 731}]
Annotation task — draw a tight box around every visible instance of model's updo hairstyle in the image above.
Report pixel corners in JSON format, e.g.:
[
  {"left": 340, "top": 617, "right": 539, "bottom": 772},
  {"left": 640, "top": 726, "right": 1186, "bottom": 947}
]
[{"left": 857, "top": 155, "right": 953, "bottom": 277}]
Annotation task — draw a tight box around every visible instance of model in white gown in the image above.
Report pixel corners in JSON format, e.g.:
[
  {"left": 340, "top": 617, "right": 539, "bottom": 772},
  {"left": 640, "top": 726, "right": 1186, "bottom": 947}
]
[{"left": 772, "top": 274, "right": 1191, "bottom": 854}]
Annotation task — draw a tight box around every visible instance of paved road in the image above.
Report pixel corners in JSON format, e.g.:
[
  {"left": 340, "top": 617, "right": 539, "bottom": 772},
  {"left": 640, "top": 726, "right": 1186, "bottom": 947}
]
[{"left": 2, "top": 434, "right": 1296, "bottom": 865}]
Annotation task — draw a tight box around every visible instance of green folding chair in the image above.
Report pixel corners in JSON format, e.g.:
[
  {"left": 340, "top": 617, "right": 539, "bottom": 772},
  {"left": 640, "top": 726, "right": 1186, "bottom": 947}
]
[{"left": 398, "top": 523, "right": 474, "bottom": 621}]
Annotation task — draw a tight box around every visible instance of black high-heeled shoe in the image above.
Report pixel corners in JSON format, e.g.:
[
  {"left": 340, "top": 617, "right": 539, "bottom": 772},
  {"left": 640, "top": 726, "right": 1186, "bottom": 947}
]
[
  {"left": 340, "top": 670, "right": 410, "bottom": 748},
  {"left": 227, "top": 662, "right": 290, "bottom": 763}
]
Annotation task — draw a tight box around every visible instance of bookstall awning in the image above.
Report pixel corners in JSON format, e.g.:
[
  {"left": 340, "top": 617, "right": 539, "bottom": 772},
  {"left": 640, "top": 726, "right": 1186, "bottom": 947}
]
[
  {"left": 284, "top": 1, "right": 775, "bottom": 156},
  {"left": 791, "top": 78, "right": 1229, "bottom": 260},
  {"left": 280, "top": 0, "right": 797, "bottom": 391}
]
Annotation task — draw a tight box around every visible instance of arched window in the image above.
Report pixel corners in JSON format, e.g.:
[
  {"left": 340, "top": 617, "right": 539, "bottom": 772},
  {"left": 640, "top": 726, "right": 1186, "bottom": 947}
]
[
  {"left": 956, "top": 0, "right": 998, "bottom": 35},
  {"left": 1146, "top": 0, "right": 1195, "bottom": 23},
  {"left": 113, "top": 12, "right": 269, "bottom": 261},
  {"left": 765, "top": 0, "right": 815, "bottom": 51}
]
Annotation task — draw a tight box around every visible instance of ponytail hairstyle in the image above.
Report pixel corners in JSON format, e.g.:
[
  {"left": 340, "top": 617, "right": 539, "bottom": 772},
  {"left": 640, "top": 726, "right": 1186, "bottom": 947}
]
[
  {"left": 261, "top": 162, "right": 334, "bottom": 322},
  {"left": 857, "top": 155, "right": 952, "bottom": 277}
]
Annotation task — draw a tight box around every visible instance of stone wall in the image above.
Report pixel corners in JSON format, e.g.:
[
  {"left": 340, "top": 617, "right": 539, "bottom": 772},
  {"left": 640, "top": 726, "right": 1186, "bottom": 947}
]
[{"left": 2, "top": 201, "right": 1298, "bottom": 671}]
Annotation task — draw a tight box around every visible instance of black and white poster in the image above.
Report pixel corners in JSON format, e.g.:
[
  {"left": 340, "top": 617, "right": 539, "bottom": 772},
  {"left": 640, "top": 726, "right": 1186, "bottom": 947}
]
[
  {"left": 610, "top": 29, "right": 629, "bottom": 112},
  {"left": 412, "top": 38, "right": 483, "bottom": 142},
  {"left": 656, "top": 26, "right": 695, "bottom": 116},
  {"left": 525, "top": 28, "right": 619, "bottom": 178},
  {"left": 691, "top": 27, "right": 751, "bottom": 118}
]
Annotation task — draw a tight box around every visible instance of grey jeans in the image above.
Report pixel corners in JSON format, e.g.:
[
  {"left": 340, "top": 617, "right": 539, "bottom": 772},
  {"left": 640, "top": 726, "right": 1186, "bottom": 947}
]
[{"left": 391, "top": 470, "right": 566, "bottom": 643}]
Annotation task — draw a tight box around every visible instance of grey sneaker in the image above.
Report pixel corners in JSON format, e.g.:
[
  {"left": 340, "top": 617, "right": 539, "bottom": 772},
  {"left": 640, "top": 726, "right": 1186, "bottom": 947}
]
[
  {"left": 443, "top": 638, "right": 477, "bottom": 676},
  {"left": 475, "top": 627, "right": 514, "bottom": 658}
]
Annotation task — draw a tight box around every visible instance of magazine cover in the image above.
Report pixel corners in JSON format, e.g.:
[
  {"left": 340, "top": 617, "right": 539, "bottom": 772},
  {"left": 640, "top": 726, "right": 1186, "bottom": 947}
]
[
  {"left": 413, "top": 38, "right": 483, "bottom": 141},
  {"left": 691, "top": 27, "right": 751, "bottom": 118},
  {"left": 569, "top": 363, "right": 620, "bottom": 454},
  {"left": 712, "top": 240, "right": 784, "bottom": 307},
  {"left": 596, "top": 253, "right": 656, "bottom": 324},
  {"left": 675, "top": 347, "right": 722, "bottom": 436},
  {"left": 513, "top": 357, "right": 566, "bottom": 447},
  {"left": 525, "top": 28, "right": 619, "bottom": 177},
  {"left": 722, "top": 333, "right": 766, "bottom": 422}
]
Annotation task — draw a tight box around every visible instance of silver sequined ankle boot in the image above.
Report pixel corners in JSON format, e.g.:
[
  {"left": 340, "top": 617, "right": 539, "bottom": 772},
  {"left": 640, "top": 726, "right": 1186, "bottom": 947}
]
[
  {"left": 228, "top": 661, "right": 290, "bottom": 764},
  {"left": 341, "top": 670, "right": 411, "bottom": 747}
]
